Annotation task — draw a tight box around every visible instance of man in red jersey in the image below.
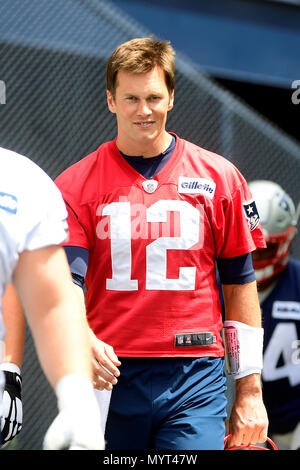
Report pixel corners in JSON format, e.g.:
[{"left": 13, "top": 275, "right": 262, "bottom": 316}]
[{"left": 55, "top": 37, "right": 268, "bottom": 450}]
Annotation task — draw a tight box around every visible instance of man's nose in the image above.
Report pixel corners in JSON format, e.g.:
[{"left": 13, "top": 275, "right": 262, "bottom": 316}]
[{"left": 137, "top": 100, "right": 152, "bottom": 116}]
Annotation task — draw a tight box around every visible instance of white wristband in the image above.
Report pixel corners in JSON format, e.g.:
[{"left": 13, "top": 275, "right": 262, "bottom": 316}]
[
  {"left": 223, "top": 320, "right": 264, "bottom": 379},
  {"left": 0, "top": 363, "right": 21, "bottom": 375}
]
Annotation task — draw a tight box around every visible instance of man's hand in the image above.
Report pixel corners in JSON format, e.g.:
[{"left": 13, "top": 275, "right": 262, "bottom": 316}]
[
  {"left": 72, "top": 284, "right": 121, "bottom": 391},
  {"left": 228, "top": 374, "right": 268, "bottom": 447},
  {"left": 43, "top": 375, "right": 105, "bottom": 450},
  {"left": 90, "top": 334, "right": 121, "bottom": 391}
]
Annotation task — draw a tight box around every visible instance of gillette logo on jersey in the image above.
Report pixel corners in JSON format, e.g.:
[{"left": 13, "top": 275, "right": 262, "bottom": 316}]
[{"left": 178, "top": 177, "right": 216, "bottom": 199}]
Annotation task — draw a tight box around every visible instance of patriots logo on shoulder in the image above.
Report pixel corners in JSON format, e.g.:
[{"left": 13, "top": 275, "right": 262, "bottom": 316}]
[{"left": 243, "top": 199, "right": 260, "bottom": 231}]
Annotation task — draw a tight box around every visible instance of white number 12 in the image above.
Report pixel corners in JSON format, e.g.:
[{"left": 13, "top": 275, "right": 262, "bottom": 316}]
[{"left": 102, "top": 200, "right": 200, "bottom": 291}]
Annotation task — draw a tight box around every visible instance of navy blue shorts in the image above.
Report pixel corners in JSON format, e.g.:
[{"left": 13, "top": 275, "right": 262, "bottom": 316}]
[{"left": 105, "top": 356, "right": 227, "bottom": 450}]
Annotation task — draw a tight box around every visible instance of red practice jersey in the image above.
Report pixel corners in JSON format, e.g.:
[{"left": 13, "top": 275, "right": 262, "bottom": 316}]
[{"left": 55, "top": 134, "right": 265, "bottom": 357}]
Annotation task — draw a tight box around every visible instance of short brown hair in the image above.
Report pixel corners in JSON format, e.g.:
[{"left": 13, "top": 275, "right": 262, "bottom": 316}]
[{"left": 106, "top": 37, "right": 175, "bottom": 98}]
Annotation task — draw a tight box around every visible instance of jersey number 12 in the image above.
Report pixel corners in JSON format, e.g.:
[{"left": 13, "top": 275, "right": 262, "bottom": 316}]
[{"left": 101, "top": 200, "right": 201, "bottom": 291}]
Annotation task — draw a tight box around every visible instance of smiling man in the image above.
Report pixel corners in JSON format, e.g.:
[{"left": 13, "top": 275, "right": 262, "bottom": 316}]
[
  {"left": 107, "top": 65, "right": 174, "bottom": 156},
  {"left": 55, "top": 37, "right": 268, "bottom": 450}
]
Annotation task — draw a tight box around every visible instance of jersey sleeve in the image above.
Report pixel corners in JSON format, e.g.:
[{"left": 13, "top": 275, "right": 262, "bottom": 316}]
[
  {"left": 0, "top": 150, "right": 69, "bottom": 293},
  {"left": 19, "top": 161, "right": 69, "bottom": 252},
  {"left": 61, "top": 201, "right": 90, "bottom": 249},
  {"left": 217, "top": 253, "right": 256, "bottom": 284},
  {"left": 22, "top": 181, "right": 68, "bottom": 252},
  {"left": 213, "top": 173, "right": 266, "bottom": 259},
  {"left": 55, "top": 174, "right": 91, "bottom": 250}
]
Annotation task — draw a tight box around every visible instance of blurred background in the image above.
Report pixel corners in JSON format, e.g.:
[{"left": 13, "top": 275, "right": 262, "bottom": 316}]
[{"left": 0, "top": 0, "right": 299, "bottom": 449}]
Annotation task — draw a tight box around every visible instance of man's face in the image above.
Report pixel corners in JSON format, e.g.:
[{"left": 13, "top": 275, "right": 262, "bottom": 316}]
[{"left": 107, "top": 66, "right": 174, "bottom": 155}]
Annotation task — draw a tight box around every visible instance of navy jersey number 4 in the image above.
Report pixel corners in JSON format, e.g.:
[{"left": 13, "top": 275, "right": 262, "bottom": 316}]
[{"left": 261, "top": 259, "right": 300, "bottom": 433}]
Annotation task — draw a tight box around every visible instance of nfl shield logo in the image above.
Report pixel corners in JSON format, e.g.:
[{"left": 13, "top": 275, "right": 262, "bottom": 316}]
[
  {"left": 142, "top": 179, "right": 158, "bottom": 193},
  {"left": 243, "top": 199, "right": 260, "bottom": 231}
]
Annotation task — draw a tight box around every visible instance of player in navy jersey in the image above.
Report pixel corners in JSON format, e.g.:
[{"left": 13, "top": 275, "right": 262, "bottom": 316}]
[
  {"left": 249, "top": 180, "right": 300, "bottom": 450},
  {"left": 55, "top": 37, "right": 268, "bottom": 450}
]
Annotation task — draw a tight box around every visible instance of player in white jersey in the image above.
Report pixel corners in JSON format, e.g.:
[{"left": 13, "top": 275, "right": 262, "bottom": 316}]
[{"left": 0, "top": 147, "right": 104, "bottom": 450}]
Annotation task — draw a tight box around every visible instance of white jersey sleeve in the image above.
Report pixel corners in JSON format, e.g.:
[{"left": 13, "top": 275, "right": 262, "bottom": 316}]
[{"left": 0, "top": 148, "right": 68, "bottom": 341}]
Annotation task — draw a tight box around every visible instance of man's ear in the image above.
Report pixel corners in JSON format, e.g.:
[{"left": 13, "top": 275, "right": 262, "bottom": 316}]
[
  {"left": 168, "top": 89, "right": 175, "bottom": 111},
  {"left": 107, "top": 89, "right": 116, "bottom": 114}
]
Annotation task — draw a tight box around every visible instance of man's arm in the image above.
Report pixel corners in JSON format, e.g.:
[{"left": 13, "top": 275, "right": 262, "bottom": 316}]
[
  {"left": 12, "top": 245, "right": 104, "bottom": 449},
  {"left": 72, "top": 284, "right": 121, "bottom": 391},
  {"left": 2, "top": 283, "right": 25, "bottom": 369},
  {"left": 62, "top": 245, "right": 121, "bottom": 389},
  {"left": 13, "top": 245, "right": 92, "bottom": 387},
  {"left": 222, "top": 280, "right": 269, "bottom": 447}
]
